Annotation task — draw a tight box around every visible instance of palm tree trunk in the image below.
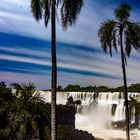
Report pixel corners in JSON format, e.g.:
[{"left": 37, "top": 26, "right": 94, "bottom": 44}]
[
  {"left": 120, "top": 26, "right": 130, "bottom": 140},
  {"left": 51, "top": 0, "right": 57, "bottom": 140}
]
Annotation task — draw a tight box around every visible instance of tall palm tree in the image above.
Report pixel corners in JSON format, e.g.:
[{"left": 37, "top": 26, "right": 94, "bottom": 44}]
[
  {"left": 98, "top": 3, "right": 140, "bottom": 140},
  {"left": 30, "top": 0, "right": 83, "bottom": 140}
]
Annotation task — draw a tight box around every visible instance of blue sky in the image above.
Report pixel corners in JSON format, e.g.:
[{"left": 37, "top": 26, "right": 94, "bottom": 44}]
[{"left": 0, "top": 0, "right": 140, "bottom": 89}]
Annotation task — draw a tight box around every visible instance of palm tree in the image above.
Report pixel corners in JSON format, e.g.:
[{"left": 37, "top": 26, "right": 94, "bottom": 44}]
[
  {"left": 11, "top": 82, "right": 42, "bottom": 140},
  {"left": 98, "top": 3, "right": 140, "bottom": 140},
  {"left": 30, "top": 0, "right": 83, "bottom": 140}
]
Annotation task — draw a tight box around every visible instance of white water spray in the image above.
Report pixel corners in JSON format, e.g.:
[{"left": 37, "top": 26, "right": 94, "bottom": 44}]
[{"left": 40, "top": 91, "right": 140, "bottom": 139}]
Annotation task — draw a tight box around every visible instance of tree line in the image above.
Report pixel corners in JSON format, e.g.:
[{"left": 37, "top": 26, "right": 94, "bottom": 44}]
[{"left": 53, "top": 83, "right": 140, "bottom": 92}]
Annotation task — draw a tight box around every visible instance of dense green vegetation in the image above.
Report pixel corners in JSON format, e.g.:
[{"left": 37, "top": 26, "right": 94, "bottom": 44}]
[
  {"left": 0, "top": 82, "right": 94, "bottom": 140},
  {"left": 56, "top": 83, "right": 140, "bottom": 92}
]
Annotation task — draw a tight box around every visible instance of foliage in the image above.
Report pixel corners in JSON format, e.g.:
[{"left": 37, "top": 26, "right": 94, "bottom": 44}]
[
  {"left": 64, "top": 84, "right": 81, "bottom": 91},
  {"left": 98, "top": 3, "right": 140, "bottom": 59},
  {"left": 56, "top": 83, "right": 140, "bottom": 92},
  {"left": 1, "top": 82, "right": 92, "bottom": 140},
  {"left": 30, "top": 0, "right": 83, "bottom": 29},
  {"left": 0, "top": 82, "right": 13, "bottom": 139}
]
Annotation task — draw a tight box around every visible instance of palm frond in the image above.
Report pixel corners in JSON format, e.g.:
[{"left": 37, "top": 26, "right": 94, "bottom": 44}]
[
  {"left": 115, "top": 3, "right": 131, "bottom": 21},
  {"left": 61, "top": 0, "right": 83, "bottom": 29},
  {"left": 22, "top": 82, "right": 36, "bottom": 96},
  {"left": 31, "top": 0, "right": 42, "bottom": 21},
  {"left": 124, "top": 53, "right": 127, "bottom": 66},
  {"left": 41, "top": 0, "right": 51, "bottom": 27},
  {"left": 112, "top": 29, "right": 118, "bottom": 52},
  {"left": 98, "top": 20, "right": 117, "bottom": 57},
  {"left": 125, "top": 39, "right": 132, "bottom": 57},
  {"left": 124, "top": 21, "right": 140, "bottom": 56}
]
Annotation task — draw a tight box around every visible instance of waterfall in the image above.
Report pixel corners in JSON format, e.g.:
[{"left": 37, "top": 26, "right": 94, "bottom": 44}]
[
  {"left": 113, "top": 103, "right": 125, "bottom": 122},
  {"left": 40, "top": 91, "right": 140, "bottom": 132}
]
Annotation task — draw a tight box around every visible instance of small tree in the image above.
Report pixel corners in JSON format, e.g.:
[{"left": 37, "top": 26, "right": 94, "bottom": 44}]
[{"left": 11, "top": 82, "right": 42, "bottom": 140}]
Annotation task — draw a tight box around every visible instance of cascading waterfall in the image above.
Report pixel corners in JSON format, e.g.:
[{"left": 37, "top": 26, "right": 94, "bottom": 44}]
[{"left": 40, "top": 91, "right": 140, "bottom": 139}]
